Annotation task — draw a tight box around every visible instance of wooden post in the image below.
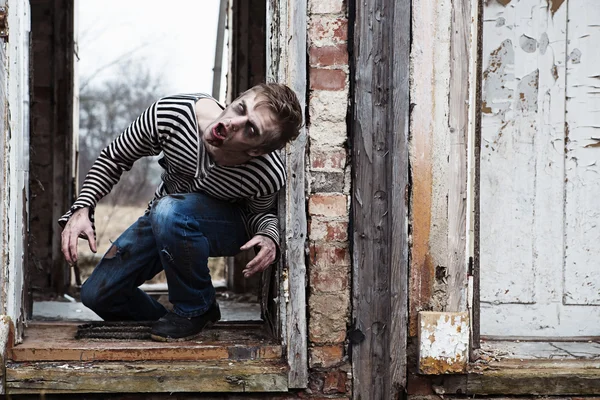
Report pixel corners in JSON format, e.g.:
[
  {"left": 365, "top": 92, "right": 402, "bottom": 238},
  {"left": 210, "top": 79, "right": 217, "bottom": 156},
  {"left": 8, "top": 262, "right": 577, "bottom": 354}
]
[
  {"left": 351, "top": 0, "right": 410, "bottom": 396},
  {"left": 267, "top": 0, "right": 308, "bottom": 389}
]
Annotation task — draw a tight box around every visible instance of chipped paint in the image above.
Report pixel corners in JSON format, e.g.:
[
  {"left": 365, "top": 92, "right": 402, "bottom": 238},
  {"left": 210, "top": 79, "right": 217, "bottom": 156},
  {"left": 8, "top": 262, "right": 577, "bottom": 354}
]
[
  {"left": 539, "top": 32, "right": 550, "bottom": 54},
  {"left": 547, "top": 0, "right": 565, "bottom": 16},
  {"left": 482, "top": 40, "right": 515, "bottom": 115},
  {"left": 551, "top": 64, "right": 559, "bottom": 81},
  {"left": 418, "top": 311, "right": 469, "bottom": 374},
  {"left": 519, "top": 34, "right": 537, "bottom": 53},
  {"left": 408, "top": 0, "right": 452, "bottom": 336},
  {"left": 570, "top": 48, "right": 582, "bottom": 64},
  {"left": 516, "top": 69, "right": 539, "bottom": 114},
  {"left": 496, "top": 0, "right": 511, "bottom": 6}
]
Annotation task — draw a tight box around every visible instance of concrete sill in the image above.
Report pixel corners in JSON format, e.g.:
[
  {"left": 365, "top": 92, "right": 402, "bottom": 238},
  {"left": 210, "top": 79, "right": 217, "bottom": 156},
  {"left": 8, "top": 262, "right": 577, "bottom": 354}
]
[{"left": 439, "top": 359, "right": 600, "bottom": 395}]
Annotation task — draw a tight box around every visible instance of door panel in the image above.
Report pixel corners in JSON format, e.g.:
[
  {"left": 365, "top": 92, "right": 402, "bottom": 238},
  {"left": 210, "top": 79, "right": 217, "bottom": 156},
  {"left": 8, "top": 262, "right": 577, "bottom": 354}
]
[
  {"left": 564, "top": 0, "right": 600, "bottom": 306},
  {"left": 480, "top": 0, "right": 600, "bottom": 337}
]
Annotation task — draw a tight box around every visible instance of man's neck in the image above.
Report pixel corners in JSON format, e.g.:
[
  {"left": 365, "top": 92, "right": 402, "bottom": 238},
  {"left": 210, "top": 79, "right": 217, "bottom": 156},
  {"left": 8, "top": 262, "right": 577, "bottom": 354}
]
[{"left": 205, "top": 143, "right": 253, "bottom": 166}]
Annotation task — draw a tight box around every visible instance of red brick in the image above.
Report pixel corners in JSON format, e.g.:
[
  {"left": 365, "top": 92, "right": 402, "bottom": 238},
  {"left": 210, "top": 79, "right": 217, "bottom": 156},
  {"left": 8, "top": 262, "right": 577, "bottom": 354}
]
[
  {"left": 310, "top": 17, "right": 348, "bottom": 43},
  {"left": 310, "top": 218, "right": 348, "bottom": 242},
  {"left": 310, "top": 68, "right": 347, "bottom": 91},
  {"left": 310, "top": 262, "right": 349, "bottom": 293},
  {"left": 309, "top": 344, "right": 345, "bottom": 368},
  {"left": 310, "top": 0, "right": 345, "bottom": 14},
  {"left": 311, "top": 148, "right": 347, "bottom": 170},
  {"left": 308, "top": 194, "right": 347, "bottom": 217},
  {"left": 309, "top": 292, "right": 349, "bottom": 343},
  {"left": 310, "top": 243, "right": 350, "bottom": 266},
  {"left": 310, "top": 44, "right": 348, "bottom": 67},
  {"left": 323, "top": 371, "right": 348, "bottom": 394}
]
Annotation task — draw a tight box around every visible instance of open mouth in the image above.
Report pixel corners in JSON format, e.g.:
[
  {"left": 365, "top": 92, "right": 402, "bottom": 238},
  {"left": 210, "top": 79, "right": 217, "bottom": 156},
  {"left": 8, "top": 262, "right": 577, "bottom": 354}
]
[{"left": 211, "top": 122, "right": 227, "bottom": 143}]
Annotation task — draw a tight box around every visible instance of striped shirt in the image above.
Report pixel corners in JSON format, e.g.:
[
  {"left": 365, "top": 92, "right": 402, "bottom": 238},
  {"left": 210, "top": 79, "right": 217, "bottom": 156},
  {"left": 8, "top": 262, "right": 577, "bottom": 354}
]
[{"left": 59, "top": 94, "right": 285, "bottom": 248}]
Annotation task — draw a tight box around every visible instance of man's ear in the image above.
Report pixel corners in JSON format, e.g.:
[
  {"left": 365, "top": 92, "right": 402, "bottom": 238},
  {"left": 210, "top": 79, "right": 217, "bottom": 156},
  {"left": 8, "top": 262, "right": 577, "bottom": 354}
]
[{"left": 246, "top": 148, "right": 264, "bottom": 158}]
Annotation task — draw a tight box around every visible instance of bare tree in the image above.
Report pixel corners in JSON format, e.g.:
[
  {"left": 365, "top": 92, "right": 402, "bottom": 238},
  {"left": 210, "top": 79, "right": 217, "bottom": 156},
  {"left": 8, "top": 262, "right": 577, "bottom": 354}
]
[
  {"left": 79, "top": 60, "right": 164, "bottom": 207},
  {"left": 79, "top": 61, "right": 165, "bottom": 248}
]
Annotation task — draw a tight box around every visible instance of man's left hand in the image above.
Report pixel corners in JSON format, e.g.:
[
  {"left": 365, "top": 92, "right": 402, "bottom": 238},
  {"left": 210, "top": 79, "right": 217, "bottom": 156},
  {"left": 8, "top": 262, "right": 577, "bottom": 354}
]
[{"left": 240, "top": 235, "right": 277, "bottom": 277}]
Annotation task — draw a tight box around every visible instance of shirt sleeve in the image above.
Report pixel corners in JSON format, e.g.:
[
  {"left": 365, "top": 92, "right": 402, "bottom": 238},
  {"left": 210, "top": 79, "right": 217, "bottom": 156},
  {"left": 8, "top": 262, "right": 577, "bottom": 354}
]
[
  {"left": 243, "top": 192, "right": 281, "bottom": 260},
  {"left": 58, "top": 101, "right": 161, "bottom": 227}
]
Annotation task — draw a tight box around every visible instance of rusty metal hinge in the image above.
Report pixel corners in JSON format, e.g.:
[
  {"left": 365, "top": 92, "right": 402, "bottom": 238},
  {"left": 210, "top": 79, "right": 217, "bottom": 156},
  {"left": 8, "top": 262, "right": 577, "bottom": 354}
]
[{"left": 0, "top": 6, "right": 7, "bottom": 41}]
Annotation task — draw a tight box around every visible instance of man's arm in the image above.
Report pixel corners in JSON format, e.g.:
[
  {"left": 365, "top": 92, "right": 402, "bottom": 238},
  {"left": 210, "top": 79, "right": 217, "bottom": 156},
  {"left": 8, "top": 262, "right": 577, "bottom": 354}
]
[
  {"left": 59, "top": 101, "right": 160, "bottom": 263},
  {"left": 241, "top": 192, "right": 281, "bottom": 277}
]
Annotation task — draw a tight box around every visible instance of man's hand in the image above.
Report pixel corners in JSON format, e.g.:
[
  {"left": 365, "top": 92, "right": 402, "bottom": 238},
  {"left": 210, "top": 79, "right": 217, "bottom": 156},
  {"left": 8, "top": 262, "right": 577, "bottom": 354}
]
[
  {"left": 240, "top": 235, "right": 277, "bottom": 278},
  {"left": 61, "top": 207, "right": 97, "bottom": 265}
]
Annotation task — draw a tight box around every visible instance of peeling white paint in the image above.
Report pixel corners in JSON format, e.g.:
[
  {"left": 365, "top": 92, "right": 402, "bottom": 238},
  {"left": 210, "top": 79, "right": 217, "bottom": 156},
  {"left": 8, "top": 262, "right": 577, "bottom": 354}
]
[
  {"left": 418, "top": 311, "right": 469, "bottom": 374},
  {"left": 481, "top": 0, "right": 600, "bottom": 337}
]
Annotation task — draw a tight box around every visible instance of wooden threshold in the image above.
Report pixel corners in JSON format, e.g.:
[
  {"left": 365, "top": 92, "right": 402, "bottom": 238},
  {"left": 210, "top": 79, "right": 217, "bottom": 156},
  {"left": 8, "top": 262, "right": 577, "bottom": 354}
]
[
  {"left": 440, "top": 359, "right": 600, "bottom": 395},
  {"left": 5, "top": 359, "right": 288, "bottom": 394},
  {"left": 9, "top": 321, "right": 282, "bottom": 362}
]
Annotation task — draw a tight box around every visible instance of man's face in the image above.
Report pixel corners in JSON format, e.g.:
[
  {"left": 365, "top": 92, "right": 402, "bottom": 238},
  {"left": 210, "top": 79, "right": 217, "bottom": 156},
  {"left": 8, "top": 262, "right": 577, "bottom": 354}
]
[{"left": 203, "top": 91, "right": 278, "bottom": 157}]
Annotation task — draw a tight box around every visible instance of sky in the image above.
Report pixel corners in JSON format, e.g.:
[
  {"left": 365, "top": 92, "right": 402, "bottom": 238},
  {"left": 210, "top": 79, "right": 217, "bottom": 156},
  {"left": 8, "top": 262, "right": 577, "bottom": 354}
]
[{"left": 78, "top": 0, "right": 223, "bottom": 97}]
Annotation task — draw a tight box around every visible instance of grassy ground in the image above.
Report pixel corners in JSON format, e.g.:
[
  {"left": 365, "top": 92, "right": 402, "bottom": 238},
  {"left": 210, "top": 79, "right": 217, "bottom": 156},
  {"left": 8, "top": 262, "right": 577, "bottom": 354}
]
[{"left": 76, "top": 204, "right": 226, "bottom": 284}]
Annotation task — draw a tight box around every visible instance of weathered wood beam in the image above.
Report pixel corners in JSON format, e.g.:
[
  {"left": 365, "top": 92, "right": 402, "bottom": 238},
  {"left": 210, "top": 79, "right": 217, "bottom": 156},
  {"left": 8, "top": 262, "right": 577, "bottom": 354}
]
[
  {"left": 440, "top": 360, "right": 600, "bottom": 395},
  {"left": 5, "top": 360, "right": 289, "bottom": 394},
  {"left": 9, "top": 323, "right": 282, "bottom": 362},
  {"left": 267, "top": 0, "right": 308, "bottom": 388},
  {"left": 446, "top": 0, "right": 472, "bottom": 312},
  {"left": 351, "top": 0, "right": 410, "bottom": 396}
]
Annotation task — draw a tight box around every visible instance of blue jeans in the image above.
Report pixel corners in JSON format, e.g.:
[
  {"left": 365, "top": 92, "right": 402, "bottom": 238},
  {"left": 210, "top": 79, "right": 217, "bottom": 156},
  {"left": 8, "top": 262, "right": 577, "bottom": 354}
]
[{"left": 80, "top": 193, "right": 249, "bottom": 321}]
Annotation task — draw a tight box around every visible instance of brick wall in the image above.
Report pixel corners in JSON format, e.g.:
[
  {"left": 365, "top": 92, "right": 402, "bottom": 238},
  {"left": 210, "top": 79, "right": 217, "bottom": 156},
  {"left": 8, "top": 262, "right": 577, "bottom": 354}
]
[{"left": 305, "top": 0, "right": 351, "bottom": 397}]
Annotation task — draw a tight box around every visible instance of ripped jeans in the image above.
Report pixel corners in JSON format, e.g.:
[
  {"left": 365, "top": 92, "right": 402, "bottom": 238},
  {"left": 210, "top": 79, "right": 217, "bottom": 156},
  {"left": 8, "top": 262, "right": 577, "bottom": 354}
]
[{"left": 80, "top": 193, "right": 249, "bottom": 321}]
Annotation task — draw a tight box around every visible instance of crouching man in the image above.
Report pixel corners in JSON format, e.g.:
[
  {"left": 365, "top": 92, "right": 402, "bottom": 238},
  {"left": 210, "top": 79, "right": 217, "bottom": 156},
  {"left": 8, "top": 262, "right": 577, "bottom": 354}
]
[{"left": 60, "top": 83, "right": 302, "bottom": 341}]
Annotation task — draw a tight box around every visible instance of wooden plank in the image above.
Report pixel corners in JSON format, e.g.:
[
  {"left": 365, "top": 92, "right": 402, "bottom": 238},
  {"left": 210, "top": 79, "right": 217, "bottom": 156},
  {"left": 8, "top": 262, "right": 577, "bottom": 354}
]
[
  {"left": 5, "top": 360, "right": 288, "bottom": 394},
  {"left": 441, "top": 359, "right": 600, "bottom": 395},
  {"left": 9, "top": 322, "right": 282, "bottom": 362},
  {"left": 0, "top": 0, "right": 9, "bottom": 319},
  {"left": 352, "top": 0, "right": 410, "bottom": 396},
  {"left": 446, "top": 0, "right": 471, "bottom": 312},
  {"left": 390, "top": 0, "right": 410, "bottom": 388},
  {"left": 4, "top": 0, "right": 31, "bottom": 343},
  {"left": 0, "top": 315, "right": 13, "bottom": 395},
  {"left": 466, "top": 368, "right": 600, "bottom": 395},
  {"left": 267, "top": 0, "right": 308, "bottom": 388},
  {"left": 408, "top": 0, "right": 453, "bottom": 336}
]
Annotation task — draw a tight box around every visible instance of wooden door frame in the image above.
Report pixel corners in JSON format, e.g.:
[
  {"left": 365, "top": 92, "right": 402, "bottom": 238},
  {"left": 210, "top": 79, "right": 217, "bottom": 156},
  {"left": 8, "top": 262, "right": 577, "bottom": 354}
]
[
  {"left": 0, "top": 0, "right": 32, "bottom": 344},
  {"left": 267, "top": 0, "right": 308, "bottom": 389},
  {"left": 350, "top": 0, "right": 411, "bottom": 396}
]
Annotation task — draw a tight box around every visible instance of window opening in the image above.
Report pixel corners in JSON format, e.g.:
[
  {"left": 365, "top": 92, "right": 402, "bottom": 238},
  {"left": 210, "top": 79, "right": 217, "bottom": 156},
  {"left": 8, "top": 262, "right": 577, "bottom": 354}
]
[{"left": 28, "top": 0, "right": 270, "bottom": 329}]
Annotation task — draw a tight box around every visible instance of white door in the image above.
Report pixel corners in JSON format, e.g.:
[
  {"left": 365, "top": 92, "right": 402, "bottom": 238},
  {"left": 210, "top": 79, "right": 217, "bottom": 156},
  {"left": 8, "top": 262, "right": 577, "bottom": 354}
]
[{"left": 480, "top": 0, "right": 600, "bottom": 337}]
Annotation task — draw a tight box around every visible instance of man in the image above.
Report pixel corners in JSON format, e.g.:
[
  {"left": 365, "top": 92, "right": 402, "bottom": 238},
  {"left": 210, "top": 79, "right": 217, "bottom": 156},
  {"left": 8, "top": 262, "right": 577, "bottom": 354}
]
[{"left": 60, "top": 83, "right": 303, "bottom": 341}]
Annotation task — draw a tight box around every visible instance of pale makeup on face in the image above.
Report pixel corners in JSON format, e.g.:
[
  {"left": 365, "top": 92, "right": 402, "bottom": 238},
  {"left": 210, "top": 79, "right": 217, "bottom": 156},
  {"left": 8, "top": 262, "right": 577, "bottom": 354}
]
[{"left": 195, "top": 92, "right": 278, "bottom": 166}]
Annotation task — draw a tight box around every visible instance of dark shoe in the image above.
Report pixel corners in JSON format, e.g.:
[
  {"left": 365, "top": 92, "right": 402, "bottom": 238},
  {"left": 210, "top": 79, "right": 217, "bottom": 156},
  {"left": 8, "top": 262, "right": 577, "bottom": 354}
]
[{"left": 150, "top": 301, "right": 221, "bottom": 342}]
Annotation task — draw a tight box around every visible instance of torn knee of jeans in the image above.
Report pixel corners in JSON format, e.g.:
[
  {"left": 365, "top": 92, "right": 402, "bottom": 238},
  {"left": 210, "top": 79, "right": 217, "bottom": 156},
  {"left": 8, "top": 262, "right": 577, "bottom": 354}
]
[
  {"left": 105, "top": 244, "right": 119, "bottom": 259},
  {"left": 161, "top": 247, "right": 174, "bottom": 263}
]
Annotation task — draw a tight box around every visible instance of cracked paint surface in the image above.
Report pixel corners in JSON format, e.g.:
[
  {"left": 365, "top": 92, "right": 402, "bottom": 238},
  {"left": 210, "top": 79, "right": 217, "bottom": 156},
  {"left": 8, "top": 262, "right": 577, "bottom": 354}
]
[
  {"left": 418, "top": 312, "right": 469, "bottom": 374},
  {"left": 480, "top": 0, "right": 600, "bottom": 337}
]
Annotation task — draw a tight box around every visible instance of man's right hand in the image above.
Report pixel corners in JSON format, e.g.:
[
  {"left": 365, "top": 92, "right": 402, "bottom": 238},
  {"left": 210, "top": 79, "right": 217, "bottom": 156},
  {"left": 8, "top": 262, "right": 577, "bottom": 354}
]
[{"left": 61, "top": 207, "right": 97, "bottom": 265}]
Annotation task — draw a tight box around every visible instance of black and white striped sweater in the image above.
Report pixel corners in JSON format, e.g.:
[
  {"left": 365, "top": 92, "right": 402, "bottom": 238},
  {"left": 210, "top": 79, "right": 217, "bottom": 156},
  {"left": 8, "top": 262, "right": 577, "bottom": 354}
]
[{"left": 59, "top": 94, "right": 285, "bottom": 247}]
